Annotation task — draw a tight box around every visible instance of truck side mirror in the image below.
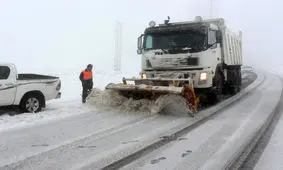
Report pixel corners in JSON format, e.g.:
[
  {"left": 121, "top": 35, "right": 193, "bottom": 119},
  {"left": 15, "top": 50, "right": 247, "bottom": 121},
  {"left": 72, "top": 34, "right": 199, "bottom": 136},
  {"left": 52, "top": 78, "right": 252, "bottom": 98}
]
[
  {"left": 216, "top": 30, "right": 222, "bottom": 43},
  {"left": 208, "top": 30, "right": 217, "bottom": 49},
  {"left": 137, "top": 34, "right": 144, "bottom": 54},
  {"left": 137, "top": 49, "right": 142, "bottom": 54}
]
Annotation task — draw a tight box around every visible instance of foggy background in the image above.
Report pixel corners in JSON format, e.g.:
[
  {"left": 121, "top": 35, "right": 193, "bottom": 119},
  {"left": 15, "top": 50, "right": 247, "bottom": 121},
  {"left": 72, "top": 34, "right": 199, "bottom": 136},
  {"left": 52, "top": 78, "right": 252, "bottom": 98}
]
[{"left": 0, "top": 0, "right": 282, "bottom": 75}]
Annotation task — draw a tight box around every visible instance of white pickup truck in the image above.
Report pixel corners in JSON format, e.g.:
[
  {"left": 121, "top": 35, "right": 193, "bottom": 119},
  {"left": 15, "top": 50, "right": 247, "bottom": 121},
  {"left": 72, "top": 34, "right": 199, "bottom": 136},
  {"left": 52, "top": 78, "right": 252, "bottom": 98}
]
[{"left": 0, "top": 63, "right": 61, "bottom": 113}]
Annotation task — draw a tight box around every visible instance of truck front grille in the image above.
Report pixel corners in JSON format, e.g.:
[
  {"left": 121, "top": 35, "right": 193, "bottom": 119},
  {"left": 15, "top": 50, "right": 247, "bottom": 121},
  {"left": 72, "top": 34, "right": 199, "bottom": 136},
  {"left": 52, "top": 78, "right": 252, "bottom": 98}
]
[{"left": 180, "top": 57, "right": 198, "bottom": 66}]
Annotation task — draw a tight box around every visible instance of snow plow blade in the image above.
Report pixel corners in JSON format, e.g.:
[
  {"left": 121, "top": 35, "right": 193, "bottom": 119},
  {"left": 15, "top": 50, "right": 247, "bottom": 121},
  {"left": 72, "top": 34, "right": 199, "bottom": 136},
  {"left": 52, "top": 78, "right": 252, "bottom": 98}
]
[
  {"left": 105, "top": 77, "right": 200, "bottom": 114},
  {"left": 105, "top": 77, "right": 189, "bottom": 98},
  {"left": 105, "top": 83, "right": 183, "bottom": 97}
]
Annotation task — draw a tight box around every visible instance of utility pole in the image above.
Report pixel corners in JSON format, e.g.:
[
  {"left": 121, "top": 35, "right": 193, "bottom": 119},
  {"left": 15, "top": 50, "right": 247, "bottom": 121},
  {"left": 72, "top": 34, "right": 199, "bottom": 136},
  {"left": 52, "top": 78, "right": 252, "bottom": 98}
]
[
  {"left": 210, "top": 0, "right": 215, "bottom": 18},
  {"left": 114, "top": 21, "right": 122, "bottom": 72}
]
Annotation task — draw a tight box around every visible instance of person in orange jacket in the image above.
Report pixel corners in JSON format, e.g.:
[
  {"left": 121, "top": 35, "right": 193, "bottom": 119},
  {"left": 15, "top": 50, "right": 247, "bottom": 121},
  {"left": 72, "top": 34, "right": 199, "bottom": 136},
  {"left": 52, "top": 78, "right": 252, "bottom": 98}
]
[{"left": 79, "top": 64, "right": 93, "bottom": 103}]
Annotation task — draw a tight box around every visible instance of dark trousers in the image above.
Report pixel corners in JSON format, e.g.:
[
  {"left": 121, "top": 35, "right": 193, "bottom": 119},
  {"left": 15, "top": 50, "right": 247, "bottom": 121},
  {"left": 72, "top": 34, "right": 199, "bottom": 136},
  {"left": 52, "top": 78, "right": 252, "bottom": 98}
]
[{"left": 82, "top": 87, "right": 92, "bottom": 102}]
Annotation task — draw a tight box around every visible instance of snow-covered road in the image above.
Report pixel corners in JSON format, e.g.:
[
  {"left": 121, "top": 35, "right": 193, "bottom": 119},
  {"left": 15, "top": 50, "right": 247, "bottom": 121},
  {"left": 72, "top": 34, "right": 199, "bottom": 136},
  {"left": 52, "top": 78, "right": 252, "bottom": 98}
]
[
  {"left": 253, "top": 82, "right": 283, "bottom": 170},
  {"left": 120, "top": 71, "right": 282, "bottom": 170},
  {"left": 0, "top": 71, "right": 259, "bottom": 170},
  {"left": 0, "top": 111, "right": 153, "bottom": 167}
]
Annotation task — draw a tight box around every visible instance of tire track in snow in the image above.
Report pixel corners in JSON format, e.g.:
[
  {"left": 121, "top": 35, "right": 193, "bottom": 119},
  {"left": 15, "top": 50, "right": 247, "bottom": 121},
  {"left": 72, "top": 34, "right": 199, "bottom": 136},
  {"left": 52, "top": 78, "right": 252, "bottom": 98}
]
[
  {"left": 1, "top": 115, "right": 187, "bottom": 170},
  {"left": 229, "top": 77, "right": 283, "bottom": 170},
  {"left": 0, "top": 111, "right": 156, "bottom": 168}
]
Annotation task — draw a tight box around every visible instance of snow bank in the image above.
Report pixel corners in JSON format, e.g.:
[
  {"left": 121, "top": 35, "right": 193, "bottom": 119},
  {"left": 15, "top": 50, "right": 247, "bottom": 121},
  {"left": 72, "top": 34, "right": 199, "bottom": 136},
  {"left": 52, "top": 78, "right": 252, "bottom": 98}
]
[
  {"left": 0, "top": 101, "right": 96, "bottom": 132},
  {"left": 86, "top": 88, "right": 189, "bottom": 117},
  {"left": 153, "top": 94, "right": 189, "bottom": 116}
]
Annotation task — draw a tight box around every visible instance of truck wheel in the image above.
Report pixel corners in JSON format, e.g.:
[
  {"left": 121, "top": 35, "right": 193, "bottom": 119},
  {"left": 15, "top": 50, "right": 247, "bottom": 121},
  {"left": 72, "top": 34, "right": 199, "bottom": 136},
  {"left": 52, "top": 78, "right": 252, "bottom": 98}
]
[
  {"left": 214, "top": 63, "right": 225, "bottom": 95},
  {"left": 239, "top": 69, "right": 242, "bottom": 86},
  {"left": 236, "top": 68, "right": 241, "bottom": 93},
  {"left": 231, "top": 69, "right": 241, "bottom": 94},
  {"left": 20, "top": 94, "right": 42, "bottom": 113},
  {"left": 199, "top": 89, "right": 218, "bottom": 107},
  {"left": 207, "top": 90, "right": 219, "bottom": 105},
  {"left": 231, "top": 85, "right": 240, "bottom": 95}
]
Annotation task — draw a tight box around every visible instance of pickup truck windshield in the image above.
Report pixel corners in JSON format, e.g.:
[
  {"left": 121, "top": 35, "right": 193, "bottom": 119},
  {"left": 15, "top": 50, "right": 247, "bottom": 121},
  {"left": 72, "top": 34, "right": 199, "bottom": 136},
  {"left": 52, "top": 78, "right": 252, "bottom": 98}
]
[{"left": 144, "top": 32, "right": 207, "bottom": 52}]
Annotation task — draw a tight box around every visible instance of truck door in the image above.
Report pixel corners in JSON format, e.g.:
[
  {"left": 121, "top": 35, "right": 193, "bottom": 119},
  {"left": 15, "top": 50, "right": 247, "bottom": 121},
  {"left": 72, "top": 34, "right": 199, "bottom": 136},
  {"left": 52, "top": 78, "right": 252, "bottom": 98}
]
[{"left": 0, "top": 65, "right": 16, "bottom": 106}]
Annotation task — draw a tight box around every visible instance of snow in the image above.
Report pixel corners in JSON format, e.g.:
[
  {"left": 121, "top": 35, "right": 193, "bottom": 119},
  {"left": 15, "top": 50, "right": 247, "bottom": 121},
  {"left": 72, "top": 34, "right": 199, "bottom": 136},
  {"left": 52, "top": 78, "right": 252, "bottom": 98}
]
[
  {"left": 0, "top": 69, "right": 189, "bottom": 132},
  {"left": 254, "top": 118, "right": 283, "bottom": 170},
  {"left": 121, "top": 71, "right": 281, "bottom": 170},
  {"left": 87, "top": 88, "right": 189, "bottom": 116},
  {"left": 70, "top": 116, "right": 190, "bottom": 170},
  {"left": 0, "top": 110, "right": 154, "bottom": 168},
  {"left": 0, "top": 68, "right": 265, "bottom": 169},
  {"left": 1, "top": 114, "right": 190, "bottom": 170},
  {"left": 0, "top": 67, "right": 191, "bottom": 133},
  {"left": 254, "top": 99, "right": 283, "bottom": 170},
  {"left": 0, "top": 68, "right": 254, "bottom": 132},
  {"left": 0, "top": 100, "right": 94, "bottom": 132}
]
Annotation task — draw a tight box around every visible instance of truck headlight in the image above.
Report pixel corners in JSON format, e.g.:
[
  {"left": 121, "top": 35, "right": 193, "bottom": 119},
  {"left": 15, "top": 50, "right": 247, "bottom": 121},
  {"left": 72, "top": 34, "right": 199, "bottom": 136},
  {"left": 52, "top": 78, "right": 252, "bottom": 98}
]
[
  {"left": 142, "top": 73, "right": 147, "bottom": 79},
  {"left": 200, "top": 73, "right": 207, "bottom": 81}
]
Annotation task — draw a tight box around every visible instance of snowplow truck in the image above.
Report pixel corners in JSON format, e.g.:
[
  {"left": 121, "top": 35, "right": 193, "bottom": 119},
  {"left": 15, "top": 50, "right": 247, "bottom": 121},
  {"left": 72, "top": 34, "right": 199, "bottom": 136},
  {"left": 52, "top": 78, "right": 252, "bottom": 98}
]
[{"left": 106, "top": 17, "right": 242, "bottom": 113}]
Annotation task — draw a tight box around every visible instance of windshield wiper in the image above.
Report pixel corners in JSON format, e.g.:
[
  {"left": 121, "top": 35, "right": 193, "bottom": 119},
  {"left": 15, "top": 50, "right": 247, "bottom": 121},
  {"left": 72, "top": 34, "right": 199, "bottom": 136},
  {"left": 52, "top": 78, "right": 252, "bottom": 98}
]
[{"left": 160, "top": 48, "right": 168, "bottom": 54}]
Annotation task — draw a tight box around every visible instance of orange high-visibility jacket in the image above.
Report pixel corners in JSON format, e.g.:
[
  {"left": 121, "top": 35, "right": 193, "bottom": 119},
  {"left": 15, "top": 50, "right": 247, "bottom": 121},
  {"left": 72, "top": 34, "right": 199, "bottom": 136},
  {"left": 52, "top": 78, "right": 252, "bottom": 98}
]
[{"left": 81, "top": 70, "right": 93, "bottom": 80}]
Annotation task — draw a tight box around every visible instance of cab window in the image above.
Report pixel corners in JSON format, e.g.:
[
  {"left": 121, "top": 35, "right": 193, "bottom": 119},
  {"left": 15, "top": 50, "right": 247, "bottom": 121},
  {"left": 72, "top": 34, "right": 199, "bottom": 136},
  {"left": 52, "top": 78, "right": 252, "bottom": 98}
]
[
  {"left": 0, "top": 66, "right": 11, "bottom": 80},
  {"left": 145, "top": 35, "right": 153, "bottom": 49}
]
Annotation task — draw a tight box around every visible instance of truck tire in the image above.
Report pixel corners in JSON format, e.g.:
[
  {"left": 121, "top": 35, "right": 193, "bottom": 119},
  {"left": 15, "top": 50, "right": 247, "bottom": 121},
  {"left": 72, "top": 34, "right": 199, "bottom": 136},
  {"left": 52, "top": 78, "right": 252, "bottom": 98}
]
[
  {"left": 230, "top": 68, "right": 241, "bottom": 94},
  {"left": 214, "top": 63, "right": 226, "bottom": 95},
  {"left": 239, "top": 69, "right": 242, "bottom": 86},
  {"left": 206, "top": 90, "right": 219, "bottom": 105},
  {"left": 231, "top": 85, "right": 239, "bottom": 95},
  {"left": 236, "top": 68, "right": 241, "bottom": 92},
  {"left": 20, "top": 94, "right": 43, "bottom": 113},
  {"left": 198, "top": 88, "right": 219, "bottom": 107}
]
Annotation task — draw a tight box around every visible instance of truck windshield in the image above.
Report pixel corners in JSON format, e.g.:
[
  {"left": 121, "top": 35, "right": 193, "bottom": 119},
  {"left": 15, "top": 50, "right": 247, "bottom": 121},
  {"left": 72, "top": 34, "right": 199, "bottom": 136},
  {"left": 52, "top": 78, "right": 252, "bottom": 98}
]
[{"left": 144, "top": 32, "right": 207, "bottom": 52}]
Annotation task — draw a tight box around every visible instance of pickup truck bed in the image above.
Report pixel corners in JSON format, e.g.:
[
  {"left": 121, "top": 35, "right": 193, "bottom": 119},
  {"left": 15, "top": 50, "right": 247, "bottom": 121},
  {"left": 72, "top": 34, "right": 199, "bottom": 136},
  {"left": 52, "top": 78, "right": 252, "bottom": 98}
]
[{"left": 17, "top": 74, "right": 59, "bottom": 80}]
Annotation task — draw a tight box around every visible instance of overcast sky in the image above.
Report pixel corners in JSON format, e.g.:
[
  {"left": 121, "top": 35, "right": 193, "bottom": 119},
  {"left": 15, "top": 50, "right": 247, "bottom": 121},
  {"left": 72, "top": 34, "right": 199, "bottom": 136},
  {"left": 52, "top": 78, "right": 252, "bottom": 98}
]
[{"left": 0, "top": 0, "right": 282, "bottom": 74}]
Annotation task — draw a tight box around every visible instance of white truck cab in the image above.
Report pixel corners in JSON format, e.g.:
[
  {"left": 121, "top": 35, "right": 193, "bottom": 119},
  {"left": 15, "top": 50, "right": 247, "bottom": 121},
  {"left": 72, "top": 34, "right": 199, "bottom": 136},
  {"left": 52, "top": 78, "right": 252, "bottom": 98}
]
[
  {"left": 136, "top": 17, "right": 242, "bottom": 97},
  {"left": 0, "top": 63, "right": 61, "bottom": 113}
]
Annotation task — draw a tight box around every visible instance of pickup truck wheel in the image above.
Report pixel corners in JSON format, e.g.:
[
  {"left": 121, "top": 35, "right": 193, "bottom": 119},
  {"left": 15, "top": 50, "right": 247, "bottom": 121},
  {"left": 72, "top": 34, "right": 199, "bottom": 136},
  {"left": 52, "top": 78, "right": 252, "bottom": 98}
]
[{"left": 20, "top": 95, "right": 42, "bottom": 113}]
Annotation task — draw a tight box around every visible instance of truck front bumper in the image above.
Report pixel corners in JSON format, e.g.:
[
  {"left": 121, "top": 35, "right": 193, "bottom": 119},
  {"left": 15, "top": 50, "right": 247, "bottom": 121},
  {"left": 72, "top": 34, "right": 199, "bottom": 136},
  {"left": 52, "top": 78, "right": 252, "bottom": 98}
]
[{"left": 142, "top": 70, "right": 214, "bottom": 88}]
